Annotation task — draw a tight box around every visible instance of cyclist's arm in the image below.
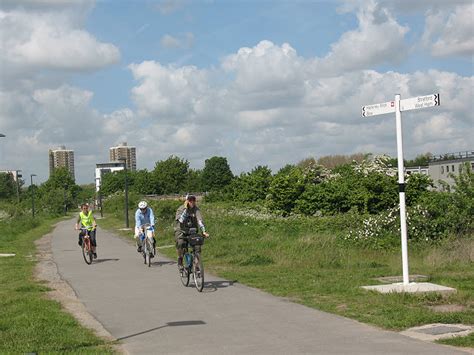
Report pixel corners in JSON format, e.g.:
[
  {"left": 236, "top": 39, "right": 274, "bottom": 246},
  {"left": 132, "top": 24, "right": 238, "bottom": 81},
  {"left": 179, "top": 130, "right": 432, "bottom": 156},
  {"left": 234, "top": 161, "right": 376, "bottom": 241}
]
[
  {"left": 149, "top": 208, "right": 155, "bottom": 227},
  {"left": 75, "top": 215, "right": 81, "bottom": 229},
  {"left": 177, "top": 206, "right": 188, "bottom": 223},
  {"left": 195, "top": 209, "right": 206, "bottom": 233},
  {"left": 135, "top": 209, "right": 141, "bottom": 229}
]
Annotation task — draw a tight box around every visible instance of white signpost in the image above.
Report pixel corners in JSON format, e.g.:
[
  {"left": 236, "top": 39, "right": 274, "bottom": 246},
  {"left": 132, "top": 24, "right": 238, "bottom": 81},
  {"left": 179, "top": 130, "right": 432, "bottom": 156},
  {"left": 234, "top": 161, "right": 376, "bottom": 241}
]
[{"left": 362, "top": 93, "right": 440, "bottom": 286}]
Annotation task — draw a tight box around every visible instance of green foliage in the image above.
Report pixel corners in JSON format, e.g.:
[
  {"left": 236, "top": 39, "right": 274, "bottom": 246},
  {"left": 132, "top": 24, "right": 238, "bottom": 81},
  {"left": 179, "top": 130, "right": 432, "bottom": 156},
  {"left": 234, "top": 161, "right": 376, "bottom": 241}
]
[
  {"left": 201, "top": 156, "right": 233, "bottom": 191},
  {"left": 132, "top": 169, "right": 155, "bottom": 195},
  {"left": 152, "top": 156, "right": 189, "bottom": 194},
  {"left": 267, "top": 166, "right": 305, "bottom": 215},
  {"left": 405, "top": 173, "right": 433, "bottom": 206},
  {"left": 100, "top": 170, "right": 131, "bottom": 196},
  {"left": 0, "top": 172, "right": 16, "bottom": 199},
  {"left": 184, "top": 169, "right": 203, "bottom": 193},
  {"left": 405, "top": 153, "right": 432, "bottom": 167},
  {"left": 31, "top": 168, "right": 81, "bottom": 214},
  {"left": 230, "top": 166, "right": 272, "bottom": 202}
]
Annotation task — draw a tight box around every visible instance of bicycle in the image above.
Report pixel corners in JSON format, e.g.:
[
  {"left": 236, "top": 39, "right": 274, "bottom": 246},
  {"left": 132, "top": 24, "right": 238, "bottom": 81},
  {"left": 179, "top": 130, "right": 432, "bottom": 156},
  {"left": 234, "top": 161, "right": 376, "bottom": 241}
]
[
  {"left": 179, "top": 228, "right": 207, "bottom": 292},
  {"left": 79, "top": 227, "right": 95, "bottom": 265},
  {"left": 138, "top": 224, "right": 156, "bottom": 267}
]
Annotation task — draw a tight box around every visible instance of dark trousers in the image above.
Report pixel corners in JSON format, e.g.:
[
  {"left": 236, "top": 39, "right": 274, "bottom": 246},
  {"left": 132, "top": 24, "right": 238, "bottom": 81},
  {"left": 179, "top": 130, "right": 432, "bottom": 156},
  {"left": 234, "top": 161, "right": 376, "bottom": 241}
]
[{"left": 79, "top": 229, "right": 97, "bottom": 247}]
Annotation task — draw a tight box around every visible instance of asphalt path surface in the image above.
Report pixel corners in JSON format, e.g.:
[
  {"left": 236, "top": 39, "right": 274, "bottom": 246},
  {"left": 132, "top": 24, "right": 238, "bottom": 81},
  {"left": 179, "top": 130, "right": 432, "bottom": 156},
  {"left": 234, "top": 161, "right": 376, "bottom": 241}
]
[{"left": 51, "top": 219, "right": 466, "bottom": 354}]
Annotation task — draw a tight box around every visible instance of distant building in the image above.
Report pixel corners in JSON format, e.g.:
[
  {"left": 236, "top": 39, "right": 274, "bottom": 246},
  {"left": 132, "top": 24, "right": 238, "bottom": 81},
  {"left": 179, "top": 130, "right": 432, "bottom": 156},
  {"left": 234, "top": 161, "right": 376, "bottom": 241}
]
[
  {"left": 406, "top": 166, "right": 429, "bottom": 176},
  {"left": 49, "top": 146, "right": 75, "bottom": 180},
  {"left": 94, "top": 162, "right": 125, "bottom": 192},
  {"left": 109, "top": 142, "right": 136, "bottom": 171},
  {"left": 428, "top": 151, "right": 474, "bottom": 189}
]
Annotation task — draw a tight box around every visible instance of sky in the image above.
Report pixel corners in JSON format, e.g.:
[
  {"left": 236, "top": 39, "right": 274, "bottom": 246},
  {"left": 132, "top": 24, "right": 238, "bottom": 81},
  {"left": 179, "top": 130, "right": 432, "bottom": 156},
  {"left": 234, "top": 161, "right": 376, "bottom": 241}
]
[{"left": 0, "top": 0, "right": 473, "bottom": 184}]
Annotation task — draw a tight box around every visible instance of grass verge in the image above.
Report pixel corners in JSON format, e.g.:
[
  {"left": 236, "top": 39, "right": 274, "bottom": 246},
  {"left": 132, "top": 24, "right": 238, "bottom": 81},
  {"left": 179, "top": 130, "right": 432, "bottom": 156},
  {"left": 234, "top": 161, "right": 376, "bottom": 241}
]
[
  {"left": 437, "top": 332, "right": 474, "bottom": 347},
  {"left": 0, "top": 214, "right": 115, "bottom": 354},
  {"left": 100, "top": 200, "right": 473, "bottom": 347}
]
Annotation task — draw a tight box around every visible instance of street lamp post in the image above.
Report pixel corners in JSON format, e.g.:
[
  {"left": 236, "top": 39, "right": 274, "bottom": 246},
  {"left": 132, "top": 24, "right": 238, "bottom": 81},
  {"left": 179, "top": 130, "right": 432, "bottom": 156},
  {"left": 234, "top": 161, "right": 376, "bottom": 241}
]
[
  {"left": 30, "top": 174, "right": 37, "bottom": 218},
  {"left": 16, "top": 170, "right": 22, "bottom": 203},
  {"left": 63, "top": 184, "right": 67, "bottom": 216},
  {"left": 95, "top": 177, "right": 103, "bottom": 218},
  {"left": 118, "top": 158, "right": 129, "bottom": 228}
]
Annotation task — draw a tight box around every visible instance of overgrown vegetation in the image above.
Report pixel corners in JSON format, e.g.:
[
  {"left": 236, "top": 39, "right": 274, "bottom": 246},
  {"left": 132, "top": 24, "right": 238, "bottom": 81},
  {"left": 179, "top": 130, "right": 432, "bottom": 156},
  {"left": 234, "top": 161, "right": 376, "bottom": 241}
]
[{"left": 0, "top": 206, "right": 113, "bottom": 353}]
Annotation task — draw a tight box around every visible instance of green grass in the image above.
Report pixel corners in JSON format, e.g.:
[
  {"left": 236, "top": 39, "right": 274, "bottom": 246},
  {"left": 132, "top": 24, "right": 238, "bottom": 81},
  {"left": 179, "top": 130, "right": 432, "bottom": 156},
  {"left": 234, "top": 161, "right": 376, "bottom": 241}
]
[
  {"left": 437, "top": 332, "right": 474, "bottom": 347},
  {"left": 100, "top": 200, "right": 474, "bottom": 342},
  {"left": 0, "top": 213, "right": 115, "bottom": 354}
]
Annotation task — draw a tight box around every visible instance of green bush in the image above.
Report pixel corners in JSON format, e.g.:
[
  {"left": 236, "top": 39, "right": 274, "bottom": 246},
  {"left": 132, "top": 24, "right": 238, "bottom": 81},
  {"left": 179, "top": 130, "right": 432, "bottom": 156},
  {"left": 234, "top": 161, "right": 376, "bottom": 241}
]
[
  {"left": 266, "top": 167, "right": 305, "bottom": 215},
  {"left": 230, "top": 166, "right": 272, "bottom": 203}
]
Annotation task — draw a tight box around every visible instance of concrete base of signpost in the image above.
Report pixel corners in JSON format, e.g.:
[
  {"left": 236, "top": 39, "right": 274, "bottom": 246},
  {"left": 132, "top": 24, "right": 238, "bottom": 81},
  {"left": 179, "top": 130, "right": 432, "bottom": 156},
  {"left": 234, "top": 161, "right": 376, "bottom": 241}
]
[{"left": 362, "top": 282, "right": 456, "bottom": 295}]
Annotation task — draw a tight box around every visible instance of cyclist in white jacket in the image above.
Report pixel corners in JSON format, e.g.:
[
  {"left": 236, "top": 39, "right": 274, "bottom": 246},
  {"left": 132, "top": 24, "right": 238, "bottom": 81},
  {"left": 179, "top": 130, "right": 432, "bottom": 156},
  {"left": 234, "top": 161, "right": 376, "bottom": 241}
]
[{"left": 134, "top": 201, "right": 156, "bottom": 253}]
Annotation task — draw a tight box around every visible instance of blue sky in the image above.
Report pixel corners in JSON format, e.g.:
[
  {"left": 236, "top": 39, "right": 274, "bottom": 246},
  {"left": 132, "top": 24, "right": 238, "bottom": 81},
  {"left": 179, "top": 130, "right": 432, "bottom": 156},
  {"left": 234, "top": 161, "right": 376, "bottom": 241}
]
[{"left": 1, "top": 0, "right": 473, "bottom": 183}]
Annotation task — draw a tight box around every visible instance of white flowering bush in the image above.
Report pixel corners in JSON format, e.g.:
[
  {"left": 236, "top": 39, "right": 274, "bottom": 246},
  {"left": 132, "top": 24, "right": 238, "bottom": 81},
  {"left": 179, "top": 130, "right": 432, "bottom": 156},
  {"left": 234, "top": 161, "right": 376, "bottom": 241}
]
[
  {"left": 342, "top": 201, "right": 456, "bottom": 249},
  {"left": 353, "top": 154, "right": 397, "bottom": 177}
]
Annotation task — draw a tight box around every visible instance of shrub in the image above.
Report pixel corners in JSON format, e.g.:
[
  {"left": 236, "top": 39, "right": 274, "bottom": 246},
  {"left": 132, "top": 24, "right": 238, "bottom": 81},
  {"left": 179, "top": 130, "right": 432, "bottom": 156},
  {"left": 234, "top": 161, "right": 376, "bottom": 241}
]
[{"left": 267, "top": 167, "right": 305, "bottom": 215}]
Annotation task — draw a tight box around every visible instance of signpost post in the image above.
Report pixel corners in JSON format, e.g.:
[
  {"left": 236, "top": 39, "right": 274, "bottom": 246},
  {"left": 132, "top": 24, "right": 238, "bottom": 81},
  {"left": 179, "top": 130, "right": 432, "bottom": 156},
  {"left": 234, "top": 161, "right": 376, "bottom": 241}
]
[{"left": 362, "top": 93, "right": 440, "bottom": 286}]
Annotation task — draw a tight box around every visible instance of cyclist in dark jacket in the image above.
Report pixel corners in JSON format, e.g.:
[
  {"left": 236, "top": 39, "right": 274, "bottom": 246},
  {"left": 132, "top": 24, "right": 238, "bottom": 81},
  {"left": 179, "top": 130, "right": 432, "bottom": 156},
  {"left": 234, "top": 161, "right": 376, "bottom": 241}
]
[{"left": 175, "top": 194, "right": 209, "bottom": 269}]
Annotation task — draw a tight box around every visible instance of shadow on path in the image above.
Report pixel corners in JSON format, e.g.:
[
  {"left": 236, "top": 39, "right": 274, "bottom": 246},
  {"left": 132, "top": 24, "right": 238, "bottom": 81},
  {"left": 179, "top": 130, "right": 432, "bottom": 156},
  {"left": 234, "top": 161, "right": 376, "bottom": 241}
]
[
  {"left": 202, "top": 280, "right": 238, "bottom": 293},
  {"left": 152, "top": 260, "right": 176, "bottom": 267},
  {"left": 117, "top": 320, "right": 206, "bottom": 341},
  {"left": 94, "top": 258, "right": 120, "bottom": 263}
]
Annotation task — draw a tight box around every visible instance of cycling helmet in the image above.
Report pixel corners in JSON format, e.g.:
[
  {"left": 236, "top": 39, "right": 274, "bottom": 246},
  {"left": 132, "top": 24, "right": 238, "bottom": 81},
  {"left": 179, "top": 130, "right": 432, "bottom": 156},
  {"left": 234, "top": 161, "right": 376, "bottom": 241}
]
[{"left": 138, "top": 201, "right": 148, "bottom": 209}]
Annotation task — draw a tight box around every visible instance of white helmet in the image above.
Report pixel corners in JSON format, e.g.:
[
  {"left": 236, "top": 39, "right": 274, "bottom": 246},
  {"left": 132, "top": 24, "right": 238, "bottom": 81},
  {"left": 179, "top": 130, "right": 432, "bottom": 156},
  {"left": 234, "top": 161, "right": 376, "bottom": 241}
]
[{"left": 138, "top": 201, "right": 148, "bottom": 209}]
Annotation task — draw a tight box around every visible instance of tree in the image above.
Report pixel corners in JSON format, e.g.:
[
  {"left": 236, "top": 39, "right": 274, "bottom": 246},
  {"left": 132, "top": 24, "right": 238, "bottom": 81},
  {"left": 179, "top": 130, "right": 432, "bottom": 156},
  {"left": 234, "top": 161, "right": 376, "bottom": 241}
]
[
  {"left": 201, "top": 156, "right": 233, "bottom": 191},
  {"left": 132, "top": 169, "right": 155, "bottom": 195},
  {"left": 100, "top": 170, "right": 129, "bottom": 196},
  {"left": 152, "top": 156, "right": 189, "bottom": 194},
  {"left": 317, "top": 153, "right": 366, "bottom": 169},
  {"left": 184, "top": 169, "right": 203, "bottom": 193},
  {"left": 267, "top": 166, "right": 305, "bottom": 215},
  {"left": 231, "top": 166, "right": 273, "bottom": 202},
  {"left": 0, "top": 172, "right": 16, "bottom": 199}
]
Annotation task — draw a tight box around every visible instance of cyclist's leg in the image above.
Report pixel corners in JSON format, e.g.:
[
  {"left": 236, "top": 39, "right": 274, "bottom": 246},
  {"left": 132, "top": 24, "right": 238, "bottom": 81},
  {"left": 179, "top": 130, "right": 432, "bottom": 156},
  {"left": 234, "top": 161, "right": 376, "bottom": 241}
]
[
  {"left": 175, "top": 230, "right": 185, "bottom": 267},
  {"left": 135, "top": 227, "right": 143, "bottom": 252},
  {"left": 78, "top": 230, "right": 85, "bottom": 246},
  {"left": 89, "top": 229, "right": 97, "bottom": 253}
]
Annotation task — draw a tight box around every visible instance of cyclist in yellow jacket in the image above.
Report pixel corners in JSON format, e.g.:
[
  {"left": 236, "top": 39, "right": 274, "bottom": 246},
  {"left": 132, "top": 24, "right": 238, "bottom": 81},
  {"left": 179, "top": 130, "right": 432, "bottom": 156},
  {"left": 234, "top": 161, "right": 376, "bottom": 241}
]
[{"left": 75, "top": 203, "right": 98, "bottom": 258}]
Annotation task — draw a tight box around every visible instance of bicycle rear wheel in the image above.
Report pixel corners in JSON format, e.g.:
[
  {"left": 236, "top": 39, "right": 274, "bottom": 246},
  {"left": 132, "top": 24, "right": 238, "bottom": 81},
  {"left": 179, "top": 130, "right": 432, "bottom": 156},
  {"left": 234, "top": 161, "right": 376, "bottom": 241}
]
[
  {"left": 82, "top": 238, "right": 92, "bottom": 265},
  {"left": 193, "top": 252, "right": 204, "bottom": 292}
]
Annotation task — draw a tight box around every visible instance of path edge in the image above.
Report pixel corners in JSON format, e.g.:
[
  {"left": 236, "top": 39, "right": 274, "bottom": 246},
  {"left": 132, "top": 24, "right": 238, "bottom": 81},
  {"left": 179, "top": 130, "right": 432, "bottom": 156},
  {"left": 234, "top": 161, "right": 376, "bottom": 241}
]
[{"left": 34, "top": 224, "right": 128, "bottom": 355}]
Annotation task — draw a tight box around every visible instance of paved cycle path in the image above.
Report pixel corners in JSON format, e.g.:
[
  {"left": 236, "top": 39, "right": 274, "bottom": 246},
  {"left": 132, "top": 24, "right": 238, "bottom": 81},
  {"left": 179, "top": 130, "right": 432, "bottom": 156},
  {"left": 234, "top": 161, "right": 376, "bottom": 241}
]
[{"left": 51, "top": 220, "right": 467, "bottom": 354}]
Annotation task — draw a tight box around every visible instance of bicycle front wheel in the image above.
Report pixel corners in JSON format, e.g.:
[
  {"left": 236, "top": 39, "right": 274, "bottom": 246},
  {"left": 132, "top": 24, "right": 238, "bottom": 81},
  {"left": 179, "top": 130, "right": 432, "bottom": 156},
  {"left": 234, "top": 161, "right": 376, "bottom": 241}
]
[
  {"left": 145, "top": 238, "right": 152, "bottom": 267},
  {"left": 179, "top": 258, "right": 190, "bottom": 287},
  {"left": 193, "top": 253, "right": 204, "bottom": 292},
  {"left": 82, "top": 239, "right": 92, "bottom": 265}
]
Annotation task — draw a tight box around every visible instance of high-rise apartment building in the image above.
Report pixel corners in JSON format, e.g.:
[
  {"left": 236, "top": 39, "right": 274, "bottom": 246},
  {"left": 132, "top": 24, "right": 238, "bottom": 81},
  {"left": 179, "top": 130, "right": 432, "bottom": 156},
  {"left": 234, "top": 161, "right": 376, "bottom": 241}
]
[
  {"left": 49, "top": 146, "right": 75, "bottom": 180},
  {"left": 109, "top": 142, "right": 136, "bottom": 171}
]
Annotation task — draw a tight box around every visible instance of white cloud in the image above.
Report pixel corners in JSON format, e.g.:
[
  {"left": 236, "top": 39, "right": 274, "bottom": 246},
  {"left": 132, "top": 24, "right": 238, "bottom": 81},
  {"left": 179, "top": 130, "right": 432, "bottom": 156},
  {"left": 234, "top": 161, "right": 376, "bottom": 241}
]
[
  {"left": 129, "top": 61, "right": 210, "bottom": 120},
  {"left": 422, "top": 4, "right": 474, "bottom": 57},
  {"left": 160, "top": 32, "right": 194, "bottom": 49},
  {"left": 0, "top": 7, "right": 120, "bottom": 78},
  {"left": 315, "top": 1, "right": 409, "bottom": 76},
  {"left": 1, "top": 1, "right": 472, "bottom": 184}
]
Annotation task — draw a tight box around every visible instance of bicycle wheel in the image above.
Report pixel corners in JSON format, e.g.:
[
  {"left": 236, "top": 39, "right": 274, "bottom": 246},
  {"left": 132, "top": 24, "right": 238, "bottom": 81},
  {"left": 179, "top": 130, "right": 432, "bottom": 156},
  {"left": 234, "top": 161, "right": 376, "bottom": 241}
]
[
  {"left": 82, "top": 238, "right": 92, "bottom": 265},
  {"left": 193, "top": 252, "right": 204, "bottom": 292},
  {"left": 179, "top": 255, "right": 190, "bottom": 287},
  {"left": 145, "top": 238, "right": 152, "bottom": 267}
]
